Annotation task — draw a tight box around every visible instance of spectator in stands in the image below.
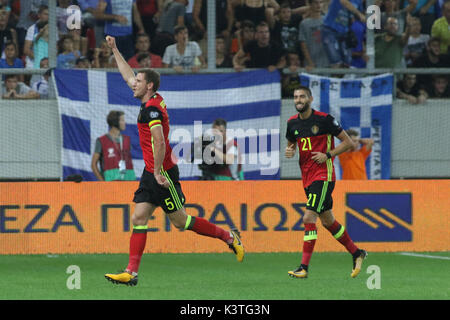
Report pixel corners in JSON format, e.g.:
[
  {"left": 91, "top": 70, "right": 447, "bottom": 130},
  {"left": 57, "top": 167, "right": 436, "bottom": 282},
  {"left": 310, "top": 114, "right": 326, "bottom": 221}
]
[
  {"left": 375, "top": 17, "right": 410, "bottom": 68},
  {"left": 0, "top": 41, "right": 24, "bottom": 69},
  {"left": 271, "top": 2, "right": 301, "bottom": 53},
  {"left": 205, "top": 118, "right": 244, "bottom": 180},
  {"left": 404, "top": 17, "right": 430, "bottom": 66},
  {"left": 431, "top": 0, "right": 450, "bottom": 55},
  {"left": 127, "top": 33, "right": 162, "bottom": 68},
  {"left": 406, "top": 0, "right": 437, "bottom": 34},
  {"left": 91, "top": 110, "right": 136, "bottom": 181},
  {"left": 396, "top": 73, "right": 427, "bottom": 103},
  {"left": 230, "top": 19, "right": 255, "bottom": 55},
  {"left": 153, "top": 0, "right": 188, "bottom": 56},
  {"left": 0, "top": 4, "right": 17, "bottom": 58},
  {"left": 57, "top": 34, "right": 80, "bottom": 69},
  {"left": 75, "top": 56, "right": 91, "bottom": 68},
  {"left": 92, "top": 39, "right": 114, "bottom": 68},
  {"left": 24, "top": 5, "right": 49, "bottom": 68},
  {"left": 136, "top": 0, "right": 160, "bottom": 40},
  {"left": 192, "top": 0, "right": 234, "bottom": 42},
  {"left": 412, "top": 37, "right": 450, "bottom": 87},
  {"left": 69, "top": 27, "right": 88, "bottom": 57},
  {"left": 350, "top": 18, "right": 368, "bottom": 68},
  {"left": 298, "top": 0, "right": 329, "bottom": 70},
  {"left": 233, "top": 21, "right": 286, "bottom": 71},
  {"left": 135, "top": 52, "right": 152, "bottom": 67},
  {"left": 425, "top": 74, "right": 450, "bottom": 97},
  {"left": 281, "top": 49, "right": 302, "bottom": 97},
  {"left": 338, "top": 129, "right": 374, "bottom": 180},
  {"left": 16, "top": 0, "right": 45, "bottom": 57},
  {"left": 56, "top": 0, "right": 75, "bottom": 35},
  {"left": 285, "top": 0, "right": 310, "bottom": 25},
  {"left": 31, "top": 68, "right": 51, "bottom": 99},
  {"left": 1, "top": 74, "right": 40, "bottom": 99},
  {"left": 233, "top": 0, "right": 280, "bottom": 29},
  {"left": 30, "top": 57, "right": 49, "bottom": 88},
  {"left": 216, "top": 35, "right": 233, "bottom": 68},
  {"left": 33, "top": 21, "right": 49, "bottom": 69},
  {"left": 321, "top": 0, "right": 366, "bottom": 68},
  {"left": 162, "top": 25, "right": 206, "bottom": 72},
  {"left": 378, "top": 0, "right": 417, "bottom": 35},
  {"left": 78, "top": 0, "right": 103, "bottom": 47},
  {"left": 96, "top": 0, "right": 146, "bottom": 61}
]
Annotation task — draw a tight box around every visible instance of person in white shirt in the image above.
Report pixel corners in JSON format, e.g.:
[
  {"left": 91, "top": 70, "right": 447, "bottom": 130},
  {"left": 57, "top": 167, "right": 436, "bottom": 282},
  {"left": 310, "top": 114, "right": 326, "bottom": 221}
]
[{"left": 162, "top": 25, "right": 206, "bottom": 72}]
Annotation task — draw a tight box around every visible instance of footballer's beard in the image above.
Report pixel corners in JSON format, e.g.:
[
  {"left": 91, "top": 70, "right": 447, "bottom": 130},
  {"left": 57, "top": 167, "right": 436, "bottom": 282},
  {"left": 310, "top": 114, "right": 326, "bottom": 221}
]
[{"left": 295, "top": 101, "right": 310, "bottom": 114}]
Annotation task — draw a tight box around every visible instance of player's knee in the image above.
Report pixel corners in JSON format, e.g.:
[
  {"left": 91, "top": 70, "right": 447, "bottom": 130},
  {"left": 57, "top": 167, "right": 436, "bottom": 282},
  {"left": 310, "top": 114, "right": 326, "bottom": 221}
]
[{"left": 132, "top": 214, "right": 147, "bottom": 226}]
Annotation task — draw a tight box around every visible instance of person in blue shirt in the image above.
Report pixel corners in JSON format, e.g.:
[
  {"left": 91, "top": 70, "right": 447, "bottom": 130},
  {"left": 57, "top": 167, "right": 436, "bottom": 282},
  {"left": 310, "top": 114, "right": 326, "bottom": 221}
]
[
  {"left": 322, "top": 0, "right": 366, "bottom": 67},
  {"left": 0, "top": 41, "right": 24, "bottom": 82},
  {"left": 57, "top": 34, "right": 80, "bottom": 69},
  {"left": 96, "top": 0, "right": 146, "bottom": 60},
  {"left": 0, "top": 41, "right": 24, "bottom": 69}
]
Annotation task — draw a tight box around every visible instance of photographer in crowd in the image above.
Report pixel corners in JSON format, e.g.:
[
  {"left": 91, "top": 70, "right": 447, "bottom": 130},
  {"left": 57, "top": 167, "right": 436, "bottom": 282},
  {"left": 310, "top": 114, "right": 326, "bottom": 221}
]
[{"left": 198, "top": 118, "right": 244, "bottom": 181}]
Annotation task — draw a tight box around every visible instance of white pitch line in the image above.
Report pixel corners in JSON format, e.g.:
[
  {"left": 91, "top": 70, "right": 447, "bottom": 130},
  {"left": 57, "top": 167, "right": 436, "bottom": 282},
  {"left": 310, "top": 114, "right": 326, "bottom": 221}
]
[{"left": 399, "top": 252, "right": 450, "bottom": 260}]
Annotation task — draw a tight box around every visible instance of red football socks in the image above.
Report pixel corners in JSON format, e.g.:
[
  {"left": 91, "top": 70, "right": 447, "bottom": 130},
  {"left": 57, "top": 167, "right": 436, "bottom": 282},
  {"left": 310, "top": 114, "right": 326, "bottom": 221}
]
[
  {"left": 301, "top": 223, "right": 317, "bottom": 266},
  {"left": 326, "top": 220, "right": 358, "bottom": 255},
  {"left": 126, "top": 227, "right": 147, "bottom": 274},
  {"left": 188, "top": 216, "right": 233, "bottom": 244}
]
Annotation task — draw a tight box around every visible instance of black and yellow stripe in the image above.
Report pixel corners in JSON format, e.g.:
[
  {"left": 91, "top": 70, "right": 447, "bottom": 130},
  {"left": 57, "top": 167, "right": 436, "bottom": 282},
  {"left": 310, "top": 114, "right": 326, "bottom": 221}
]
[{"left": 161, "top": 169, "right": 183, "bottom": 211}]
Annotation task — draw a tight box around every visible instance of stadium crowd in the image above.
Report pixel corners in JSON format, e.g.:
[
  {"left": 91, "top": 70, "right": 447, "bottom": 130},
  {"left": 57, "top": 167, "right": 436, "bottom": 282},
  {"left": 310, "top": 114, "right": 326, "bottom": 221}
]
[{"left": 0, "top": 0, "right": 449, "bottom": 100}]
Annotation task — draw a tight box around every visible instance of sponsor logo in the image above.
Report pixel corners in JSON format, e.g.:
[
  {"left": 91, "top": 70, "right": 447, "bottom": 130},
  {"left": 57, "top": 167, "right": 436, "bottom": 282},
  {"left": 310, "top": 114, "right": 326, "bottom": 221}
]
[{"left": 345, "top": 193, "right": 412, "bottom": 242}]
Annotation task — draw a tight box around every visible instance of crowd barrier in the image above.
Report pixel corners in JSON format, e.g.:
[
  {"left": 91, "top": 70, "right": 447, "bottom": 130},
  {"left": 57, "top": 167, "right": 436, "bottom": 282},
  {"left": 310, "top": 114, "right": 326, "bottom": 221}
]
[{"left": 0, "top": 180, "right": 448, "bottom": 254}]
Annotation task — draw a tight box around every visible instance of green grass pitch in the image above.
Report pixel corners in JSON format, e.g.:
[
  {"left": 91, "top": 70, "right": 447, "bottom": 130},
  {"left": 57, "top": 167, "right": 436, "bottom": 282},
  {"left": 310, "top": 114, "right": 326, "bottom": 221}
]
[{"left": 1, "top": 252, "right": 448, "bottom": 300}]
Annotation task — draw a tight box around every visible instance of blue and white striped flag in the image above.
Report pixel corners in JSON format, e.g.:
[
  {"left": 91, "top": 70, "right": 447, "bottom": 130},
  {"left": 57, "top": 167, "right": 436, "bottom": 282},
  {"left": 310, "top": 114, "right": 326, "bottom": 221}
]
[
  {"left": 54, "top": 69, "right": 281, "bottom": 181},
  {"left": 299, "top": 73, "right": 393, "bottom": 179}
]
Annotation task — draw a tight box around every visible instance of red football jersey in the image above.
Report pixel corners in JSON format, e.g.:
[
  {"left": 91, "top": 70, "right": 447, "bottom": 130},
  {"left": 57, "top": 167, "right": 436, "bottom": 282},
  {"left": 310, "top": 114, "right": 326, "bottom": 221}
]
[
  {"left": 286, "top": 109, "right": 343, "bottom": 188},
  {"left": 137, "top": 93, "right": 176, "bottom": 173}
]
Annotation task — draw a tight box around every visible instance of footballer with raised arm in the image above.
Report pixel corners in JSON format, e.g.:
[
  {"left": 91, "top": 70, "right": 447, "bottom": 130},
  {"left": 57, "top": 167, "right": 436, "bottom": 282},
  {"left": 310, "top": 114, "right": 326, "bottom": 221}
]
[
  {"left": 104, "top": 36, "right": 244, "bottom": 286},
  {"left": 285, "top": 85, "right": 367, "bottom": 279}
]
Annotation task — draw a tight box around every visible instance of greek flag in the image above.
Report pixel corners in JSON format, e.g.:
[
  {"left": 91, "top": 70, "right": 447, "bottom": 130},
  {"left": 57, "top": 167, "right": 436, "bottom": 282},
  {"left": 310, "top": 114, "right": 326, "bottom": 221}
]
[
  {"left": 54, "top": 69, "right": 281, "bottom": 181},
  {"left": 299, "top": 73, "right": 393, "bottom": 179}
]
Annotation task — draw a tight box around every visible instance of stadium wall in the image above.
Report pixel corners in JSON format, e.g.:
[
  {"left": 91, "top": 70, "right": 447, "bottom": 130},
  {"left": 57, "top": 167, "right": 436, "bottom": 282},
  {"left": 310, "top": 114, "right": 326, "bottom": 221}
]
[
  {"left": 0, "top": 180, "right": 448, "bottom": 254},
  {"left": 1, "top": 99, "right": 449, "bottom": 180}
]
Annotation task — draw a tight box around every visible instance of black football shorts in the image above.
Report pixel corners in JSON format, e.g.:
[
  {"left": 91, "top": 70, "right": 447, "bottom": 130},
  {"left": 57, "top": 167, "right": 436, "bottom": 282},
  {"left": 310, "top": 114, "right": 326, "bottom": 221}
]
[
  {"left": 304, "top": 180, "right": 335, "bottom": 214},
  {"left": 133, "top": 165, "right": 186, "bottom": 214}
]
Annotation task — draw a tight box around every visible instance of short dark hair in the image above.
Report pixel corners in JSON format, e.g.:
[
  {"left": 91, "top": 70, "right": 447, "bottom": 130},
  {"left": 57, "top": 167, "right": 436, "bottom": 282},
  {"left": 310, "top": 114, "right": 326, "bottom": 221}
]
[
  {"left": 212, "top": 118, "right": 227, "bottom": 128},
  {"left": 428, "top": 37, "right": 440, "bottom": 46},
  {"left": 38, "top": 4, "right": 48, "bottom": 14},
  {"left": 256, "top": 21, "right": 269, "bottom": 30},
  {"left": 138, "top": 68, "right": 160, "bottom": 92},
  {"left": 107, "top": 110, "right": 125, "bottom": 128},
  {"left": 4, "top": 74, "right": 17, "bottom": 81},
  {"left": 294, "top": 85, "right": 312, "bottom": 97},
  {"left": 174, "top": 25, "right": 187, "bottom": 35},
  {"left": 4, "top": 41, "right": 16, "bottom": 51},
  {"left": 241, "top": 20, "right": 255, "bottom": 30}
]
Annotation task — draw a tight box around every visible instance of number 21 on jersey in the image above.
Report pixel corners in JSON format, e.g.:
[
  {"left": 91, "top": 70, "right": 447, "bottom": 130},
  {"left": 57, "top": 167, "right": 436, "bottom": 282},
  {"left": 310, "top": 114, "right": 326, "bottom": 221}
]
[{"left": 300, "top": 137, "right": 312, "bottom": 151}]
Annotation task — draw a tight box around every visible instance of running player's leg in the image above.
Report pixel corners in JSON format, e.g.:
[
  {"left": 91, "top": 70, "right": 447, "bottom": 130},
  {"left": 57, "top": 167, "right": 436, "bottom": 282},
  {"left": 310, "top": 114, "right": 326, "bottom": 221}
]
[
  {"left": 167, "top": 207, "right": 244, "bottom": 262},
  {"left": 126, "top": 202, "right": 156, "bottom": 274},
  {"left": 320, "top": 210, "right": 367, "bottom": 277},
  {"left": 288, "top": 209, "right": 318, "bottom": 278},
  {"left": 161, "top": 166, "right": 244, "bottom": 262},
  {"left": 105, "top": 202, "right": 155, "bottom": 286}
]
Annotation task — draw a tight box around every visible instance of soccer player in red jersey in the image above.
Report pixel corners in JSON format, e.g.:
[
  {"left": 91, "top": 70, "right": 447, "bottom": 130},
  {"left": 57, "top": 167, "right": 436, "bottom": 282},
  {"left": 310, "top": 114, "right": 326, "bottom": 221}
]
[
  {"left": 104, "top": 36, "right": 244, "bottom": 286},
  {"left": 285, "top": 86, "right": 367, "bottom": 279}
]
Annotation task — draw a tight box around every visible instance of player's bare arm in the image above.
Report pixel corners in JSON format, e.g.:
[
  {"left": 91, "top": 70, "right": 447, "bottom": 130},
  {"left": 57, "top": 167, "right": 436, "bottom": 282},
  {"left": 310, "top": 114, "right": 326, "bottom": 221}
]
[
  {"left": 359, "top": 138, "right": 375, "bottom": 151},
  {"left": 150, "top": 125, "right": 169, "bottom": 188},
  {"left": 285, "top": 140, "right": 297, "bottom": 158},
  {"left": 106, "top": 35, "right": 136, "bottom": 88},
  {"left": 311, "top": 130, "right": 353, "bottom": 164}
]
